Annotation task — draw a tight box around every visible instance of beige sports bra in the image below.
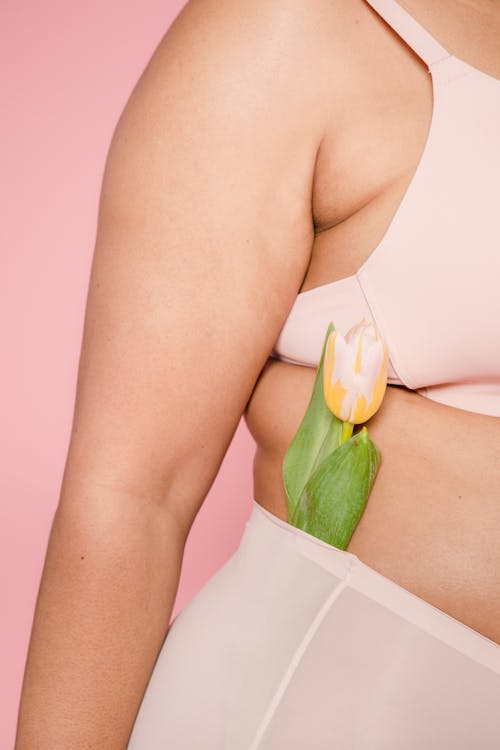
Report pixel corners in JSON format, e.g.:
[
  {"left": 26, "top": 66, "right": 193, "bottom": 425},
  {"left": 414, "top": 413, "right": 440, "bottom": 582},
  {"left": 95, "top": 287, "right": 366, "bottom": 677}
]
[{"left": 270, "top": 0, "right": 500, "bottom": 418}]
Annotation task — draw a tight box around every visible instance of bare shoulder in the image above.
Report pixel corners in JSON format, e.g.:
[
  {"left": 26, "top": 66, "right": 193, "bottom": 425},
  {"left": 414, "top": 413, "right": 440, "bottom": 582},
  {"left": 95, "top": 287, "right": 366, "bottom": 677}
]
[
  {"left": 144, "top": 0, "right": 397, "bottom": 126},
  {"left": 133, "top": 0, "right": 345, "bottom": 116},
  {"left": 140, "top": 0, "right": 363, "bottom": 110}
]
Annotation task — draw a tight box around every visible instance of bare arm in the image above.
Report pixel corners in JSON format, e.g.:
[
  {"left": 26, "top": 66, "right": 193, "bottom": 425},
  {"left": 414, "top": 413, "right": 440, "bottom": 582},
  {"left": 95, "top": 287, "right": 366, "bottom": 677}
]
[{"left": 14, "top": 0, "right": 323, "bottom": 747}]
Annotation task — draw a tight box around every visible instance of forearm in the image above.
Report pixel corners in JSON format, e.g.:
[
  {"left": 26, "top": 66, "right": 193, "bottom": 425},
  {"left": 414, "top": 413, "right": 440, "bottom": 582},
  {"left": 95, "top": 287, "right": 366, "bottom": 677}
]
[{"left": 14, "top": 488, "right": 186, "bottom": 750}]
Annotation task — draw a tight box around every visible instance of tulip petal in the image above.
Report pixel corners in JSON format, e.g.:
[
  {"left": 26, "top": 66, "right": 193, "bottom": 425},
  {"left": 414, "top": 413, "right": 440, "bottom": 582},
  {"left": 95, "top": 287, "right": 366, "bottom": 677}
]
[{"left": 324, "top": 320, "right": 388, "bottom": 423}]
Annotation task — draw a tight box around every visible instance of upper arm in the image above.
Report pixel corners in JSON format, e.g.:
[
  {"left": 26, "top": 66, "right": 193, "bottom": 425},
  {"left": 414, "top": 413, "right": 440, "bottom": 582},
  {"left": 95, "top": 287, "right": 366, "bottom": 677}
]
[{"left": 61, "top": 0, "right": 324, "bottom": 529}]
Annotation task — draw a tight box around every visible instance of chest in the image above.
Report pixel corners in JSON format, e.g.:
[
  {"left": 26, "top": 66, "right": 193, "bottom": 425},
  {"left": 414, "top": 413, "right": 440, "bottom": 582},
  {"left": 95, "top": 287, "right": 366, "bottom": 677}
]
[
  {"left": 305, "top": 0, "right": 500, "bottom": 292},
  {"left": 271, "top": 1, "right": 500, "bottom": 413},
  {"left": 310, "top": 29, "right": 432, "bottom": 246}
]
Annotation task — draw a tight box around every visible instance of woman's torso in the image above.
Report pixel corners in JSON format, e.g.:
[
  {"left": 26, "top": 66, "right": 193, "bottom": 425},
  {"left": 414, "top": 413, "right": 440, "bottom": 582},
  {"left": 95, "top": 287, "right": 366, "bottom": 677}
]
[{"left": 244, "top": 0, "right": 500, "bottom": 644}]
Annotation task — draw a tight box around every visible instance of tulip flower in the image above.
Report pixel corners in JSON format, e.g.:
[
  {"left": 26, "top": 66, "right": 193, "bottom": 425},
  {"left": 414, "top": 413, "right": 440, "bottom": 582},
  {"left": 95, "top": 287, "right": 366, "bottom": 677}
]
[
  {"left": 323, "top": 319, "right": 388, "bottom": 443},
  {"left": 282, "top": 319, "right": 388, "bottom": 549}
]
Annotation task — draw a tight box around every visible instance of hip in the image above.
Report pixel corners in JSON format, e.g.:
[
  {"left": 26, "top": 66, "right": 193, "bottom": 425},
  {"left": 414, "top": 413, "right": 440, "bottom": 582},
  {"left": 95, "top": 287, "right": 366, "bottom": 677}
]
[{"left": 127, "top": 496, "right": 500, "bottom": 750}]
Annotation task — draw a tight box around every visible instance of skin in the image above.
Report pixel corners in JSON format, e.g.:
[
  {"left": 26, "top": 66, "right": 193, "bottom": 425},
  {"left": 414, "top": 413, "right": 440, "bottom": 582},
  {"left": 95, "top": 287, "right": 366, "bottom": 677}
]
[
  {"left": 14, "top": 0, "right": 500, "bottom": 748},
  {"left": 247, "top": 0, "right": 500, "bottom": 644}
]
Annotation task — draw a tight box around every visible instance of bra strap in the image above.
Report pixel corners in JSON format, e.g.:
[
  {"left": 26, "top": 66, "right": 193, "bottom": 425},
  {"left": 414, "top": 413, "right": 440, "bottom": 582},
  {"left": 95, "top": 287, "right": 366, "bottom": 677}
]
[{"left": 362, "top": 0, "right": 451, "bottom": 68}]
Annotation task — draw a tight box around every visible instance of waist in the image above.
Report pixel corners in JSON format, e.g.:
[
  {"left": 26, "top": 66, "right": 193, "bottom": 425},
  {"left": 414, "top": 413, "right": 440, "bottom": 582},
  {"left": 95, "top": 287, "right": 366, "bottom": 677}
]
[
  {"left": 244, "top": 362, "right": 500, "bottom": 643},
  {"left": 247, "top": 499, "right": 500, "bottom": 662}
]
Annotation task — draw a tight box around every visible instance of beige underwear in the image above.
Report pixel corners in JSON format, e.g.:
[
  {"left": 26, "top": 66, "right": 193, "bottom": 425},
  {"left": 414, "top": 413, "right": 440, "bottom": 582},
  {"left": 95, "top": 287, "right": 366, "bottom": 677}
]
[{"left": 127, "top": 499, "right": 500, "bottom": 749}]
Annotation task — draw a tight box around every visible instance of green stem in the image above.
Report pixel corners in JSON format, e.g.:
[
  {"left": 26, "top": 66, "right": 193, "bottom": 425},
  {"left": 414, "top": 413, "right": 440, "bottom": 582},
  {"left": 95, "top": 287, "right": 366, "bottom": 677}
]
[{"left": 341, "top": 421, "right": 354, "bottom": 443}]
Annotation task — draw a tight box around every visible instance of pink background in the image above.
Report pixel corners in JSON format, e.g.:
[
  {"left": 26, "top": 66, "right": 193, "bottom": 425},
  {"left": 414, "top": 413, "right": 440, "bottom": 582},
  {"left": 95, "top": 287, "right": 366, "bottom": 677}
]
[{"left": 2, "top": 2, "right": 256, "bottom": 747}]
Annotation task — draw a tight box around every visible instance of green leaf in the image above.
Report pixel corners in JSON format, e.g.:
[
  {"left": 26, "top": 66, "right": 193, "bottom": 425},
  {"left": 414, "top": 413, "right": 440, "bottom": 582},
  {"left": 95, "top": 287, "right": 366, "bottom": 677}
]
[
  {"left": 291, "top": 426, "right": 381, "bottom": 550},
  {"left": 282, "top": 322, "right": 343, "bottom": 522}
]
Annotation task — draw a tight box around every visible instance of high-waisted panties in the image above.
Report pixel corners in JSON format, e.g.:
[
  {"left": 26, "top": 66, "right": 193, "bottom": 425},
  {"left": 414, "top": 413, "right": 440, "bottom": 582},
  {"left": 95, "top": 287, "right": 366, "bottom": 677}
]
[{"left": 127, "top": 499, "right": 500, "bottom": 749}]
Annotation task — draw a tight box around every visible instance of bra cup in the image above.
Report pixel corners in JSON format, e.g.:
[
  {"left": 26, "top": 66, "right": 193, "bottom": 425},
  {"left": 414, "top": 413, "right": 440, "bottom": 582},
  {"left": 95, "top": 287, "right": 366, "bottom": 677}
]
[{"left": 270, "top": 27, "right": 500, "bottom": 418}]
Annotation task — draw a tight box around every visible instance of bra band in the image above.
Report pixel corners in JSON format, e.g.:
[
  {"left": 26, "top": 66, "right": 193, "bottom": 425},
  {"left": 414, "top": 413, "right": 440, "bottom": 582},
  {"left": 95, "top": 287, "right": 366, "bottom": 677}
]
[{"left": 362, "top": 0, "right": 451, "bottom": 68}]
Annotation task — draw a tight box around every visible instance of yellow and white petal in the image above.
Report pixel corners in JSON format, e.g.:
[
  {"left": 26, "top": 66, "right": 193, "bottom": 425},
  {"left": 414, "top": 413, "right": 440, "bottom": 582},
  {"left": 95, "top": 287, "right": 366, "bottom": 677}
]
[{"left": 323, "top": 320, "right": 388, "bottom": 424}]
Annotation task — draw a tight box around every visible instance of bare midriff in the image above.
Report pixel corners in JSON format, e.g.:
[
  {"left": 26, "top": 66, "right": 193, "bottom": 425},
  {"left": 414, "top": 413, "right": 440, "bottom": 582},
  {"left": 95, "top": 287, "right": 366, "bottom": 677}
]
[
  {"left": 245, "top": 371, "right": 500, "bottom": 644},
  {"left": 244, "top": 0, "right": 500, "bottom": 646}
]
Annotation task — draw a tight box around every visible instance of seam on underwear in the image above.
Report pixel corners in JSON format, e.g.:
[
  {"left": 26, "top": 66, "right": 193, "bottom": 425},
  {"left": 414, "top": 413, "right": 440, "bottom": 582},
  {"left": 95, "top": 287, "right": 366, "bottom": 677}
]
[{"left": 247, "top": 555, "right": 356, "bottom": 750}]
